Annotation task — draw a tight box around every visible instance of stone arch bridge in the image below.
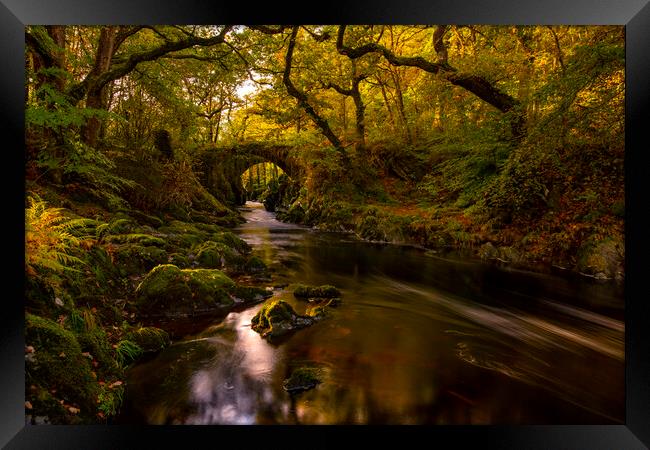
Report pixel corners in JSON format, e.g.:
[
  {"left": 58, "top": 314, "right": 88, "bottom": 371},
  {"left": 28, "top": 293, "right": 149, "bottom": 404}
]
[{"left": 197, "top": 143, "right": 300, "bottom": 205}]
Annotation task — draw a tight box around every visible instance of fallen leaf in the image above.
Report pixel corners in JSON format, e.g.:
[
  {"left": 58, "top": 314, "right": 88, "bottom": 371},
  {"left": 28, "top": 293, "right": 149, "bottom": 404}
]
[
  {"left": 68, "top": 407, "right": 80, "bottom": 414},
  {"left": 59, "top": 352, "right": 66, "bottom": 358},
  {"left": 109, "top": 381, "right": 123, "bottom": 389},
  {"left": 54, "top": 297, "right": 64, "bottom": 307},
  {"left": 25, "top": 346, "right": 35, "bottom": 354},
  {"left": 25, "top": 401, "right": 33, "bottom": 410},
  {"left": 81, "top": 352, "right": 93, "bottom": 359},
  {"left": 97, "top": 412, "right": 105, "bottom": 419}
]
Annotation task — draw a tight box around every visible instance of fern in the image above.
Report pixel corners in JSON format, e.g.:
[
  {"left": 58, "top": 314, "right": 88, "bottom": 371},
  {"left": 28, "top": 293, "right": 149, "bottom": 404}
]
[{"left": 25, "top": 194, "right": 86, "bottom": 277}]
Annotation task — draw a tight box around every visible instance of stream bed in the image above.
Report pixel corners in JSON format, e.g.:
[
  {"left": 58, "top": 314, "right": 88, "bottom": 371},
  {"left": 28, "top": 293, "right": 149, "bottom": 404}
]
[{"left": 120, "top": 201, "right": 624, "bottom": 425}]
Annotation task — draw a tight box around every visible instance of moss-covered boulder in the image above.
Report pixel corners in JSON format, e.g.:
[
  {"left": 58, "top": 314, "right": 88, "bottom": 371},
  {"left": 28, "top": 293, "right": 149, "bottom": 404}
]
[
  {"left": 211, "top": 231, "right": 251, "bottom": 254},
  {"left": 135, "top": 264, "right": 236, "bottom": 315},
  {"left": 25, "top": 314, "right": 99, "bottom": 415},
  {"left": 75, "top": 327, "right": 119, "bottom": 377},
  {"left": 577, "top": 237, "right": 624, "bottom": 280},
  {"left": 26, "top": 386, "right": 69, "bottom": 424},
  {"left": 104, "top": 233, "right": 166, "bottom": 247},
  {"left": 112, "top": 244, "right": 168, "bottom": 276},
  {"left": 168, "top": 252, "right": 191, "bottom": 268},
  {"left": 283, "top": 367, "right": 323, "bottom": 394},
  {"left": 159, "top": 220, "right": 203, "bottom": 236},
  {"left": 478, "top": 242, "right": 499, "bottom": 260},
  {"left": 498, "top": 246, "right": 524, "bottom": 264},
  {"left": 250, "top": 300, "right": 315, "bottom": 340},
  {"left": 123, "top": 210, "right": 164, "bottom": 228},
  {"left": 293, "top": 284, "right": 341, "bottom": 299},
  {"left": 244, "top": 255, "right": 267, "bottom": 273},
  {"left": 25, "top": 276, "right": 57, "bottom": 314},
  {"left": 124, "top": 327, "right": 170, "bottom": 353},
  {"left": 193, "top": 221, "right": 224, "bottom": 234},
  {"left": 194, "top": 241, "right": 245, "bottom": 269},
  {"left": 158, "top": 221, "right": 207, "bottom": 249}
]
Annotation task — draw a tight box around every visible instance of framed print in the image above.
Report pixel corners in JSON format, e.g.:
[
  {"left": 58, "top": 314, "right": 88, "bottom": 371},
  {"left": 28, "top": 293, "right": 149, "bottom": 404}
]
[{"left": 3, "top": 0, "right": 649, "bottom": 448}]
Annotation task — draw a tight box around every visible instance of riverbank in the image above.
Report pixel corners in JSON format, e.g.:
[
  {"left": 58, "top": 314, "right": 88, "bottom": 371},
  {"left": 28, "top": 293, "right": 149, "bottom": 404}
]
[
  {"left": 24, "top": 184, "right": 273, "bottom": 425},
  {"left": 268, "top": 174, "right": 624, "bottom": 283}
]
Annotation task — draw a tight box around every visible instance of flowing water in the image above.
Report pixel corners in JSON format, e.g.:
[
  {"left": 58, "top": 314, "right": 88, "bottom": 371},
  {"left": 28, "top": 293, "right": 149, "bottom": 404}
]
[{"left": 121, "top": 201, "right": 624, "bottom": 425}]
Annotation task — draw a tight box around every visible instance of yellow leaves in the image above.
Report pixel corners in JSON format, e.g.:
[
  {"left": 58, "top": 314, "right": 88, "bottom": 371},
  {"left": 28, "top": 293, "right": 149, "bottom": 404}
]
[{"left": 25, "top": 194, "right": 86, "bottom": 279}]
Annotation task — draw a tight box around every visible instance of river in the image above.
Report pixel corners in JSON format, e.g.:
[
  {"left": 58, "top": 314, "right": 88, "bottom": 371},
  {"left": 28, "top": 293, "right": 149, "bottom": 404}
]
[{"left": 120, "top": 201, "right": 624, "bottom": 425}]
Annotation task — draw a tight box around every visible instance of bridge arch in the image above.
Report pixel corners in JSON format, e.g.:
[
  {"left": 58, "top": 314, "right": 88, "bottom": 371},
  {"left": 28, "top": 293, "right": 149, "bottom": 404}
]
[{"left": 197, "top": 143, "right": 301, "bottom": 205}]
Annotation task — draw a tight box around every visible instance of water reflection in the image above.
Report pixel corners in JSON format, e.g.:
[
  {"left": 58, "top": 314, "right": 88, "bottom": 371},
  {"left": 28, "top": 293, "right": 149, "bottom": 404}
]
[{"left": 121, "top": 201, "right": 624, "bottom": 424}]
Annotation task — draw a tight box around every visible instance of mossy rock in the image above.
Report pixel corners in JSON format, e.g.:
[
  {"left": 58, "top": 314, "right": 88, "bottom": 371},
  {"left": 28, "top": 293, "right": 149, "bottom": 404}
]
[
  {"left": 167, "top": 233, "right": 205, "bottom": 250},
  {"left": 498, "top": 246, "right": 524, "bottom": 264},
  {"left": 478, "top": 242, "right": 499, "bottom": 260},
  {"left": 293, "top": 284, "right": 341, "bottom": 299},
  {"left": 250, "top": 300, "right": 315, "bottom": 340},
  {"left": 189, "top": 211, "right": 218, "bottom": 224},
  {"left": 192, "top": 189, "right": 231, "bottom": 216},
  {"left": 285, "top": 202, "right": 306, "bottom": 223},
  {"left": 104, "top": 233, "right": 166, "bottom": 247},
  {"left": 356, "top": 214, "right": 384, "bottom": 241},
  {"left": 113, "top": 244, "right": 168, "bottom": 276},
  {"left": 135, "top": 264, "right": 236, "bottom": 315},
  {"left": 75, "top": 327, "right": 119, "bottom": 377},
  {"left": 25, "top": 276, "right": 57, "bottom": 314},
  {"left": 165, "top": 204, "right": 192, "bottom": 222},
  {"left": 194, "top": 241, "right": 245, "bottom": 269},
  {"left": 192, "top": 221, "right": 224, "bottom": 234},
  {"left": 211, "top": 231, "right": 251, "bottom": 254},
  {"left": 577, "top": 237, "right": 624, "bottom": 279},
  {"left": 283, "top": 367, "right": 323, "bottom": 394},
  {"left": 244, "top": 256, "right": 267, "bottom": 273},
  {"left": 124, "top": 327, "right": 170, "bottom": 353},
  {"left": 26, "top": 386, "right": 69, "bottom": 424},
  {"left": 213, "top": 213, "right": 246, "bottom": 227},
  {"left": 25, "top": 313, "right": 99, "bottom": 415},
  {"left": 122, "top": 210, "right": 164, "bottom": 228},
  {"left": 168, "top": 252, "right": 191, "bottom": 268},
  {"left": 159, "top": 220, "right": 204, "bottom": 237}
]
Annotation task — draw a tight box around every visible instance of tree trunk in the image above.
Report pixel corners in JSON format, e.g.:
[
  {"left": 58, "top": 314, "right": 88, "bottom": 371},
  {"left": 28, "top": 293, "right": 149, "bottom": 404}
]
[
  {"left": 46, "top": 26, "right": 66, "bottom": 92},
  {"left": 82, "top": 26, "right": 118, "bottom": 147},
  {"left": 389, "top": 68, "right": 412, "bottom": 144}
]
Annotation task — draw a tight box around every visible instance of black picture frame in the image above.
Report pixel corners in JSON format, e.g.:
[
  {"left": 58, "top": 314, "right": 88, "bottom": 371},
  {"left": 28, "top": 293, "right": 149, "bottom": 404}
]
[{"left": 3, "top": 1, "right": 649, "bottom": 448}]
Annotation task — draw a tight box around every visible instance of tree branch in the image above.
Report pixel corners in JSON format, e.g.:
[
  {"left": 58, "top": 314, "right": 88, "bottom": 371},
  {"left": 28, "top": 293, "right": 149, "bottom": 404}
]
[
  {"left": 336, "top": 25, "right": 524, "bottom": 138},
  {"left": 68, "top": 25, "right": 234, "bottom": 103},
  {"left": 283, "top": 26, "right": 346, "bottom": 156}
]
